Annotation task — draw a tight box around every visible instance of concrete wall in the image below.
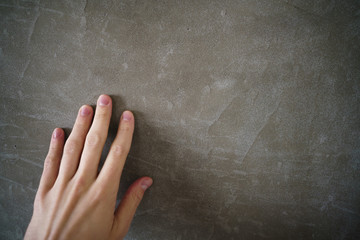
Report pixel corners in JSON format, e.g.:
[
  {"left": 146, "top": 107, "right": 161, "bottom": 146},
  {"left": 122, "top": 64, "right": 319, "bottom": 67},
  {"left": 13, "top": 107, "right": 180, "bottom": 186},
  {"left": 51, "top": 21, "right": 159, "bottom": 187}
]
[{"left": 0, "top": 0, "right": 359, "bottom": 239}]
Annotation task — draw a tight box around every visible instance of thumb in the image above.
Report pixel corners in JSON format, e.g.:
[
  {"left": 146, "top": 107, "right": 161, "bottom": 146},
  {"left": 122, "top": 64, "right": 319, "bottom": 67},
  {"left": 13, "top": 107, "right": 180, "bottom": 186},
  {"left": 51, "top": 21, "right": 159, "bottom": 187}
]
[{"left": 112, "top": 177, "right": 153, "bottom": 239}]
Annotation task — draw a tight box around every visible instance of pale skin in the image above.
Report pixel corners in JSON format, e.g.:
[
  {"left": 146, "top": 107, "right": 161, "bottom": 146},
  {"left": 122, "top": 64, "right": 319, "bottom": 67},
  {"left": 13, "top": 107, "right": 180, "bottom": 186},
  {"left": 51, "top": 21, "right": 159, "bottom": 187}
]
[{"left": 25, "top": 94, "right": 153, "bottom": 240}]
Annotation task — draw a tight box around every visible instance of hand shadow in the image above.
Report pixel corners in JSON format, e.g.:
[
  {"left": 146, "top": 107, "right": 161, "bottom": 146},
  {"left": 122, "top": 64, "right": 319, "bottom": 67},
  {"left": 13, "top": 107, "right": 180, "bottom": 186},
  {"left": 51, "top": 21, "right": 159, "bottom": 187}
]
[{"left": 100, "top": 95, "right": 238, "bottom": 239}]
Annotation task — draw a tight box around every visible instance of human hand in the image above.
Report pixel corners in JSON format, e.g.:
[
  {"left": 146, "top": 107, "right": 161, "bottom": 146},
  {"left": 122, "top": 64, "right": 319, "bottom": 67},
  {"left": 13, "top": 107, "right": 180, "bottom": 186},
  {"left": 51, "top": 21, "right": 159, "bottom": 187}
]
[{"left": 25, "top": 94, "right": 153, "bottom": 240}]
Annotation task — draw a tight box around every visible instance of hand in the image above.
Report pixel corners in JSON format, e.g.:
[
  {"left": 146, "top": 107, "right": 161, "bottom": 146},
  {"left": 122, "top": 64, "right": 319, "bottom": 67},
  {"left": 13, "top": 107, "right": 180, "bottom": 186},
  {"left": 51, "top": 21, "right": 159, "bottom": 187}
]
[{"left": 25, "top": 94, "right": 153, "bottom": 240}]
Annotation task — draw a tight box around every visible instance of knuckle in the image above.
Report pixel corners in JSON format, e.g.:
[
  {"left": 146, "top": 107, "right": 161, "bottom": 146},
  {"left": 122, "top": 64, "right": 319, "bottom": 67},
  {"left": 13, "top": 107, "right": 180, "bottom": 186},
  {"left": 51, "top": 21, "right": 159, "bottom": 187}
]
[
  {"left": 112, "top": 144, "right": 128, "bottom": 157},
  {"left": 34, "top": 189, "right": 52, "bottom": 212},
  {"left": 95, "top": 108, "right": 109, "bottom": 120},
  {"left": 33, "top": 198, "right": 41, "bottom": 211},
  {"left": 46, "top": 146, "right": 60, "bottom": 161},
  {"left": 112, "top": 223, "right": 127, "bottom": 240},
  {"left": 43, "top": 155, "right": 54, "bottom": 169},
  {"left": 64, "top": 139, "right": 80, "bottom": 154},
  {"left": 117, "top": 232, "right": 127, "bottom": 240},
  {"left": 119, "top": 125, "right": 131, "bottom": 132},
  {"left": 86, "top": 133, "right": 101, "bottom": 146},
  {"left": 49, "top": 142, "right": 59, "bottom": 152},
  {"left": 130, "top": 189, "right": 144, "bottom": 202},
  {"left": 34, "top": 193, "right": 45, "bottom": 210},
  {"left": 71, "top": 176, "right": 87, "bottom": 197},
  {"left": 89, "top": 188, "right": 104, "bottom": 206},
  {"left": 76, "top": 118, "right": 89, "bottom": 127}
]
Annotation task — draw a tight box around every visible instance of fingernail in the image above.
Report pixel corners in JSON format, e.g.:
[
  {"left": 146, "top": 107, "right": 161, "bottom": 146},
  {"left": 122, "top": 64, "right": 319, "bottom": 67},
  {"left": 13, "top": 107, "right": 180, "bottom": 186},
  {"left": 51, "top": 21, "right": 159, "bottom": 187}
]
[
  {"left": 122, "top": 111, "right": 132, "bottom": 121},
  {"left": 53, "top": 128, "right": 63, "bottom": 139},
  {"left": 81, "top": 106, "right": 91, "bottom": 116},
  {"left": 99, "top": 95, "right": 110, "bottom": 106},
  {"left": 141, "top": 178, "right": 153, "bottom": 190}
]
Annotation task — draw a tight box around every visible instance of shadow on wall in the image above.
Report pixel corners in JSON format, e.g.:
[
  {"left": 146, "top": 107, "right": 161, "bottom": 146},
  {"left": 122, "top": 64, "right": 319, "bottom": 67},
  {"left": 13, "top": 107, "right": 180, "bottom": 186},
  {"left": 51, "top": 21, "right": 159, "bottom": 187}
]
[
  {"left": 59, "top": 94, "right": 332, "bottom": 240},
  {"left": 94, "top": 95, "right": 245, "bottom": 239}
]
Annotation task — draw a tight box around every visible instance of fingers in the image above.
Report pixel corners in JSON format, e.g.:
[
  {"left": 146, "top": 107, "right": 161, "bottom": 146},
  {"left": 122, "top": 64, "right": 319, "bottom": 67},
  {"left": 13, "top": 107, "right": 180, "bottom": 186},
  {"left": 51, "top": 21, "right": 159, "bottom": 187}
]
[
  {"left": 97, "top": 111, "right": 134, "bottom": 191},
  {"left": 58, "top": 105, "right": 93, "bottom": 180},
  {"left": 113, "top": 177, "right": 153, "bottom": 239},
  {"left": 77, "top": 95, "right": 112, "bottom": 179},
  {"left": 38, "top": 128, "right": 64, "bottom": 193}
]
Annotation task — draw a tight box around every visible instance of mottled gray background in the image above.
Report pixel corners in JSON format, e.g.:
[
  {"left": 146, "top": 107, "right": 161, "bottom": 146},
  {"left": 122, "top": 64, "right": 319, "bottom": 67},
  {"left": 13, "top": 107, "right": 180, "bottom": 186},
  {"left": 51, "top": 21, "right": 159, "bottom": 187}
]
[{"left": 0, "top": 0, "right": 359, "bottom": 239}]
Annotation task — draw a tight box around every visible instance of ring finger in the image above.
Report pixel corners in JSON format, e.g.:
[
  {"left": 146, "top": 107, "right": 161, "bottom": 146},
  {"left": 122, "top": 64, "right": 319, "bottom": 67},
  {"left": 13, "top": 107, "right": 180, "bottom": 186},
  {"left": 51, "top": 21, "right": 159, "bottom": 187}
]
[{"left": 58, "top": 105, "right": 93, "bottom": 181}]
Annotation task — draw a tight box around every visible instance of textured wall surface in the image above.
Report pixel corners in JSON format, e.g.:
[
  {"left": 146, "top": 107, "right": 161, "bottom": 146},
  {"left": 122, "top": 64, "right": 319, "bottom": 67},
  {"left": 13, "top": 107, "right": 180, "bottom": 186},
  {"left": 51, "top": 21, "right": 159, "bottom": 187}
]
[{"left": 1, "top": 0, "right": 360, "bottom": 239}]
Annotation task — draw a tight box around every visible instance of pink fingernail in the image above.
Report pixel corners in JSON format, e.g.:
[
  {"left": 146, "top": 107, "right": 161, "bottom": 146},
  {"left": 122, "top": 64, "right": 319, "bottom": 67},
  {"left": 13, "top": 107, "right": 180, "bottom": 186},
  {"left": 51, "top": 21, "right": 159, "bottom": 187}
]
[
  {"left": 141, "top": 178, "right": 153, "bottom": 190},
  {"left": 81, "top": 106, "right": 91, "bottom": 116},
  {"left": 99, "top": 95, "right": 110, "bottom": 106},
  {"left": 53, "top": 128, "right": 63, "bottom": 139},
  {"left": 122, "top": 111, "right": 132, "bottom": 121}
]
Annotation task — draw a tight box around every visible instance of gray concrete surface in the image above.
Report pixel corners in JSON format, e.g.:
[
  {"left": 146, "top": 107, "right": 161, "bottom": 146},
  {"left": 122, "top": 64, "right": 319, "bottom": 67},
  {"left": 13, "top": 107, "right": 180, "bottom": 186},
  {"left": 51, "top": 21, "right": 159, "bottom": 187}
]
[{"left": 1, "top": 0, "right": 360, "bottom": 239}]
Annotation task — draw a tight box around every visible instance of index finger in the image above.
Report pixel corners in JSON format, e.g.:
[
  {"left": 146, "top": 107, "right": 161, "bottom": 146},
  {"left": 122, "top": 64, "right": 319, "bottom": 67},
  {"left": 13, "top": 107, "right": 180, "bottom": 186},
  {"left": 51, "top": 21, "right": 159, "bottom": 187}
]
[{"left": 96, "top": 111, "right": 134, "bottom": 193}]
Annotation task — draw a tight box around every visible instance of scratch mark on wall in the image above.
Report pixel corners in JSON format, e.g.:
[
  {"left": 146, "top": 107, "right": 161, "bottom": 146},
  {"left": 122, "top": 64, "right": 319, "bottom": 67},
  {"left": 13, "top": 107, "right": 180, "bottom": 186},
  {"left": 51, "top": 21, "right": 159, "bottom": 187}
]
[
  {"left": 332, "top": 204, "right": 360, "bottom": 217},
  {"left": 0, "top": 123, "right": 29, "bottom": 137},
  {"left": 19, "top": 58, "right": 30, "bottom": 80},
  {"left": 41, "top": 7, "right": 64, "bottom": 16},
  {"left": 0, "top": 176, "right": 37, "bottom": 192},
  {"left": 0, "top": 4, "right": 63, "bottom": 17},
  {"left": 1, "top": 153, "right": 43, "bottom": 168},
  {"left": 208, "top": 94, "right": 238, "bottom": 131},
  {"left": 241, "top": 99, "right": 281, "bottom": 163},
  {"left": 27, "top": 7, "right": 40, "bottom": 46},
  {"left": 127, "top": 155, "right": 166, "bottom": 171}
]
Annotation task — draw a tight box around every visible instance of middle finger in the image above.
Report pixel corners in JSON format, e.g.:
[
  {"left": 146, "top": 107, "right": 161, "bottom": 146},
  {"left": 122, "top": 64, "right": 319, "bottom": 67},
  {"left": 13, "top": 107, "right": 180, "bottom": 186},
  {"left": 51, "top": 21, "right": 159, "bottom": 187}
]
[{"left": 76, "top": 95, "right": 112, "bottom": 180}]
